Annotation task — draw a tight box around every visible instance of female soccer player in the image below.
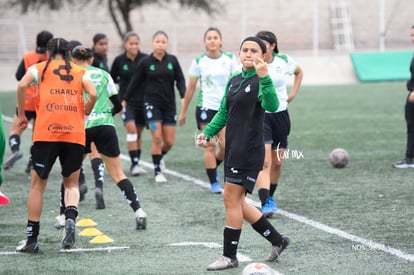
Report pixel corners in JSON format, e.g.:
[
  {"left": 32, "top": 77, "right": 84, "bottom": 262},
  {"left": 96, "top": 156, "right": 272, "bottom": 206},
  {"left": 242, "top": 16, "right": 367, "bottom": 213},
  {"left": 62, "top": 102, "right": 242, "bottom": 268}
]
[
  {"left": 111, "top": 31, "right": 148, "bottom": 176},
  {"left": 197, "top": 37, "right": 289, "bottom": 271},
  {"left": 125, "top": 30, "right": 186, "bottom": 183},
  {"left": 255, "top": 31, "right": 303, "bottom": 217},
  {"left": 91, "top": 33, "right": 109, "bottom": 72},
  {"left": 393, "top": 25, "right": 414, "bottom": 168},
  {"left": 3, "top": 31, "right": 53, "bottom": 173},
  {"left": 68, "top": 46, "right": 147, "bottom": 229},
  {"left": 16, "top": 38, "right": 97, "bottom": 252},
  {"left": 179, "top": 27, "right": 239, "bottom": 194}
]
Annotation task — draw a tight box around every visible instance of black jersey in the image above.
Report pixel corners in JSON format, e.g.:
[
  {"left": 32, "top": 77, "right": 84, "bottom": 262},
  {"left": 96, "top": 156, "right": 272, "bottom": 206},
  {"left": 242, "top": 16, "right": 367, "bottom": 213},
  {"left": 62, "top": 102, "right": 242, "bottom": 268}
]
[
  {"left": 125, "top": 53, "right": 186, "bottom": 114},
  {"left": 407, "top": 54, "right": 414, "bottom": 92},
  {"left": 110, "top": 51, "right": 148, "bottom": 105},
  {"left": 203, "top": 70, "right": 278, "bottom": 170},
  {"left": 92, "top": 52, "right": 109, "bottom": 72}
]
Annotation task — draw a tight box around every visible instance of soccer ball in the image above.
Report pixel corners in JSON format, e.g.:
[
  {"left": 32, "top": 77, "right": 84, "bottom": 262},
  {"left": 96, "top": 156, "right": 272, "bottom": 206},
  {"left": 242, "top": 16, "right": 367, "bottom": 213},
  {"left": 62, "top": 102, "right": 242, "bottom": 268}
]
[
  {"left": 329, "top": 148, "right": 349, "bottom": 168},
  {"left": 242, "top": 262, "right": 278, "bottom": 275}
]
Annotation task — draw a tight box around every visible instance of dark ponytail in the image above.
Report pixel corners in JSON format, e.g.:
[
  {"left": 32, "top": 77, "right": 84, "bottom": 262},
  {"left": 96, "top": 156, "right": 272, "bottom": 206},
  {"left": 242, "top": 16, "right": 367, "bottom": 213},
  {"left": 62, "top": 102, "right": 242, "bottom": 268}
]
[
  {"left": 256, "top": 31, "right": 279, "bottom": 54},
  {"left": 41, "top": 38, "right": 72, "bottom": 82}
]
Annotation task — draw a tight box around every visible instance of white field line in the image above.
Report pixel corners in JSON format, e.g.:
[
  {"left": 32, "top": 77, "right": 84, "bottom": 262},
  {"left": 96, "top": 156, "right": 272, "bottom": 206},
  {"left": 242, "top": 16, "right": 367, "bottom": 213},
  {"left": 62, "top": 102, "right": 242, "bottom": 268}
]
[
  {"left": 0, "top": 246, "right": 130, "bottom": 255},
  {"left": 59, "top": 246, "right": 130, "bottom": 253},
  {"left": 133, "top": 157, "right": 414, "bottom": 263},
  {"left": 2, "top": 115, "right": 412, "bottom": 262}
]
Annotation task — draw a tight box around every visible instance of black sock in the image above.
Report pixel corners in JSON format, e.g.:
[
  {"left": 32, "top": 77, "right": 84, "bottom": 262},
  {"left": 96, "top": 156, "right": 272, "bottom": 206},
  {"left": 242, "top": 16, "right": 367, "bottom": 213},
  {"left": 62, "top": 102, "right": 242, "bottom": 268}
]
[
  {"left": 251, "top": 215, "right": 282, "bottom": 246},
  {"left": 91, "top": 158, "right": 104, "bottom": 189},
  {"left": 9, "top": 134, "right": 20, "bottom": 152},
  {"left": 117, "top": 178, "right": 141, "bottom": 212},
  {"left": 64, "top": 206, "right": 78, "bottom": 221},
  {"left": 59, "top": 182, "right": 65, "bottom": 215},
  {"left": 258, "top": 188, "right": 270, "bottom": 206},
  {"left": 26, "top": 220, "right": 39, "bottom": 245},
  {"left": 162, "top": 150, "right": 168, "bottom": 157},
  {"left": 206, "top": 168, "right": 217, "bottom": 184},
  {"left": 223, "top": 227, "right": 241, "bottom": 259},
  {"left": 269, "top": 182, "right": 278, "bottom": 197},
  {"left": 216, "top": 158, "right": 223, "bottom": 167},
  {"left": 129, "top": 150, "right": 139, "bottom": 166},
  {"left": 152, "top": 154, "right": 162, "bottom": 173}
]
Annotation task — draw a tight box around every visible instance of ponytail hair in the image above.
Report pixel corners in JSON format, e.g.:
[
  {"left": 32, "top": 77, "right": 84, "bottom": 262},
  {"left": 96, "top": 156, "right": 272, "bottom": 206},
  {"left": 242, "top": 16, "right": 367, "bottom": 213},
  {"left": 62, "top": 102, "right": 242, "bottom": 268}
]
[
  {"left": 71, "top": 46, "right": 94, "bottom": 61},
  {"left": 41, "top": 38, "right": 72, "bottom": 82},
  {"left": 256, "top": 31, "right": 279, "bottom": 54}
]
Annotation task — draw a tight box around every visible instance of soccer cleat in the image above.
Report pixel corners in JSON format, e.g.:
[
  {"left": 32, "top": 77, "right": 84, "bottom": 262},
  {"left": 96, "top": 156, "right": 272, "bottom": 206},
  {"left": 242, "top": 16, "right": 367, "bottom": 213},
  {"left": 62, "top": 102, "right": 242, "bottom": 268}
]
[
  {"left": 16, "top": 240, "right": 40, "bottom": 253},
  {"left": 95, "top": 188, "right": 105, "bottom": 209},
  {"left": 210, "top": 182, "right": 222, "bottom": 194},
  {"left": 266, "top": 235, "right": 290, "bottom": 262},
  {"left": 155, "top": 172, "right": 167, "bottom": 183},
  {"left": 130, "top": 164, "right": 147, "bottom": 176},
  {"left": 3, "top": 151, "right": 23, "bottom": 170},
  {"left": 268, "top": 196, "right": 278, "bottom": 212},
  {"left": 61, "top": 219, "right": 76, "bottom": 249},
  {"left": 54, "top": 214, "right": 66, "bottom": 229},
  {"left": 261, "top": 199, "right": 274, "bottom": 218},
  {"left": 135, "top": 208, "right": 147, "bottom": 230},
  {"left": 79, "top": 182, "right": 88, "bottom": 202},
  {"left": 392, "top": 159, "right": 414, "bottom": 168},
  {"left": 207, "top": 255, "right": 239, "bottom": 271}
]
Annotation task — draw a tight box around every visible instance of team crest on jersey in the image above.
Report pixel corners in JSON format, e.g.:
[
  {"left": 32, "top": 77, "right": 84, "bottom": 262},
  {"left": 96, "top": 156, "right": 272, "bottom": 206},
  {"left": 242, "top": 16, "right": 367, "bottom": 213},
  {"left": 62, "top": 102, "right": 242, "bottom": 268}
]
[
  {"left": 149, "top": 64, "right": 156, "bottom": 71},
  {"left": 122, "top": 64, "right": 128, "bottom": 71},
  {"left": 53, "top": 65, "right": 74, "bottom": 82},
  {"left": 167, "top": 62, "right": 173, "bottom": 70},
  {"left": 244, "top": 84, "right": 251, "bottom": 93}
]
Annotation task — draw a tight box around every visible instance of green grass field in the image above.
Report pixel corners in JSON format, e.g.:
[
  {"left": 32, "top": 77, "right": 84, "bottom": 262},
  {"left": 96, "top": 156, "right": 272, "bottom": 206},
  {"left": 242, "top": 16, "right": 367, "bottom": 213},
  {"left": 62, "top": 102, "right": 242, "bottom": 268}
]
[{"left": 0, "top": 82, "right": 413, "bottom": 274}]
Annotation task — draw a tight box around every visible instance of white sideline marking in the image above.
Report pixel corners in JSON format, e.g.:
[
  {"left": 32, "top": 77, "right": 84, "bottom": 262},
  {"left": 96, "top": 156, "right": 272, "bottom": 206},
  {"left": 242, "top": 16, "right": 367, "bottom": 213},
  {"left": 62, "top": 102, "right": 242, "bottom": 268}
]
[
  {"left": 0, "top": 246, "right": 129, "bottom": 255},
  {"left": 168, "top": 241, "right": 221, "bottom": 249},
  {"left": 1, "top": 115, "right": 412, "bottom": 262},
  {"left": 168, "top": 242, "right": 252, "bottom": 262},
  {"left": 132, "top": 157, "right": 414, "bottom": 263},
  {"left": 0, "top": 251, "right": 19, "bottom": 255},
  {"left": 59, "top": 246, "right": 129, "bottom": 253}
]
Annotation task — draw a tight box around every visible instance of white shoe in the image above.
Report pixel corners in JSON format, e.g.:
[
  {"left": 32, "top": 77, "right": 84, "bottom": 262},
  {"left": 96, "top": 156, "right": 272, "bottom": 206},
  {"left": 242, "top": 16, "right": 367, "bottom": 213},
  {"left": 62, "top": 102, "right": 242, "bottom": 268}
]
[
  {"left": 130, "top": 164, "right": 147, "bottom": 176},
  {"left": 54, "top": 214, "right": 65, "bottom": 229},
  {"left": 135, "top": 208, "right": 147, "bottom": 230},
  {"left": 207, "top": 255, "right": 238, "bottom": 271},
  {"left": 155, "top": 172, "right": 167, "bottom": 183}
]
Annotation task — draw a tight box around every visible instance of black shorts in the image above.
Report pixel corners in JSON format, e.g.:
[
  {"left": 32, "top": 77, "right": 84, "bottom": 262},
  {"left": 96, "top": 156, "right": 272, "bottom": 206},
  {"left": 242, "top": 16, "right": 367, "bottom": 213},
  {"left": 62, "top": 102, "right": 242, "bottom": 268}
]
[
  {"left": 224, "top": 166, "right": 260, "bottom": 194},
  {"left": 31, "top": 141, "right": 85, "bottom": 180},
  {"left": 122, "top": 105, "right": 146, "bottom": 128},
  {"left": 263, "top": 110, "right": 291, "bottom": 149},
  {"left": 15, "top": 107, "right": 36, "bottom": 121},
  {"left": 195, "top": 107, "right": 218, "bottom": 130},
  {"left": 85, "top": 125, "right": 120, "bottom": 157},
  {"left": 145, "top": 103, "right": 176, "bottom": 126}
]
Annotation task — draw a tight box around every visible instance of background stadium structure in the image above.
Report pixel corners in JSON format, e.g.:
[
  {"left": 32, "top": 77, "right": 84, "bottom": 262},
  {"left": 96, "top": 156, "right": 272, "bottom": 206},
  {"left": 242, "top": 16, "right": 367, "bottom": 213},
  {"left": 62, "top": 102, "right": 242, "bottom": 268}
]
[{"left": 0, "top": 0, "right": 413, "bottom": 89}]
